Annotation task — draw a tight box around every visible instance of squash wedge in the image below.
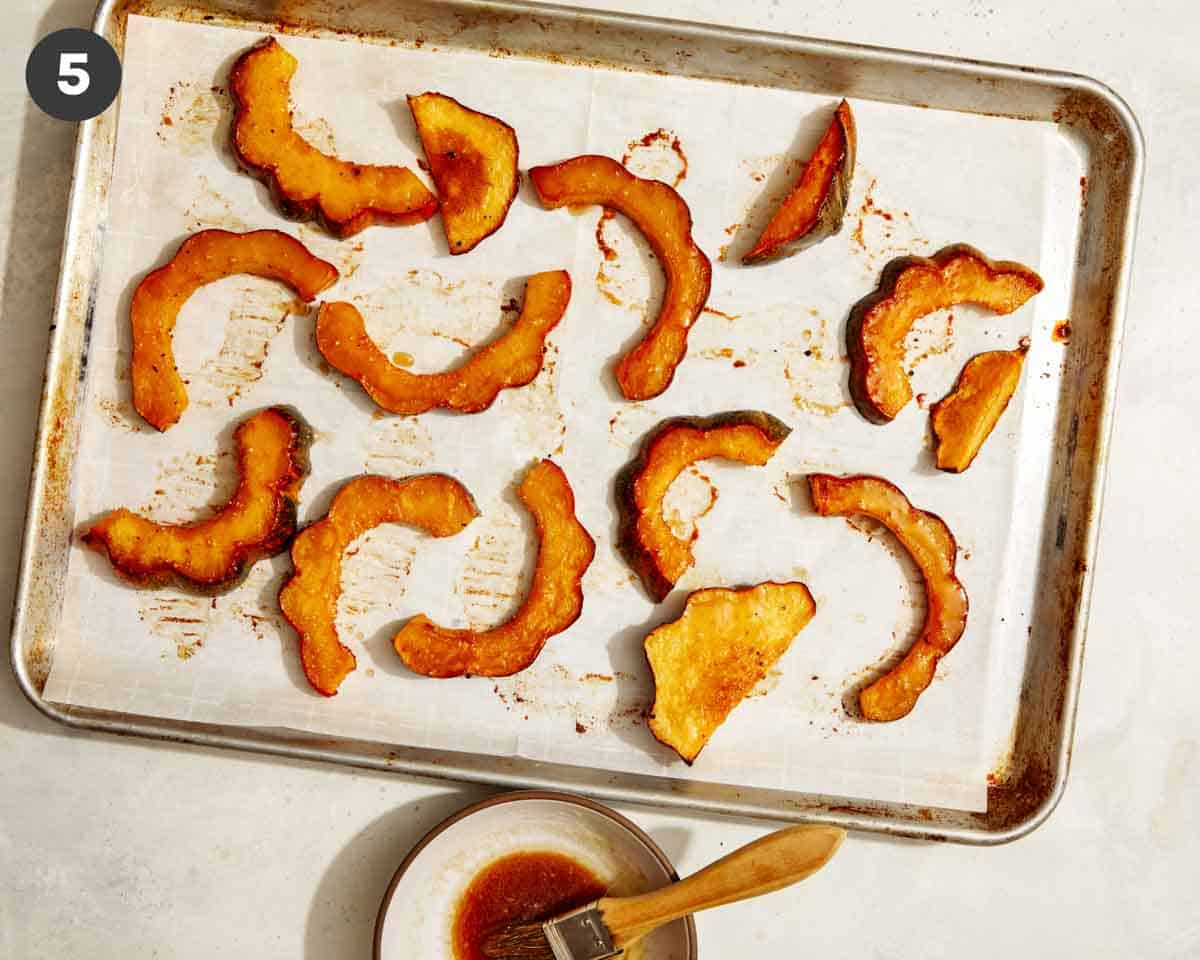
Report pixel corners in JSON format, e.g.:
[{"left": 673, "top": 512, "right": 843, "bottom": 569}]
[
  {"left": 130, "top": 229, "right": 338, "bottom": 432},
  {"left": 808, "top": 473, "right": 968, "bottom": 721},
  {"left": 647, "top": 581, "right": 817, "bottom": 763},
  {"left": 279, "top": 474, "right": 479, "bottom": 696},
  {"left": 529, "top": 155, "right": 712, "bottom": 400},
  {"left": 394, "top": 459, "right": 595, "bottom": 678},
  {"left": 744, "top": 99, "right": 856, "bottom": 263},
  {"left": 230, "top": 37, "right": 437, "bottom": 237},
  {"left": 617, "top": 412, "right": 791, "bottom": 602},
  {"left": 83, "top": 406, "right": 311, "bottom": 590},
  {"left": 847, "top": 244, "right": 1042, "bottom": 423},
  {"left": 316, "top": 270, "right": 570, "bottom": 415},
  {"left": 931, "top": 346, "right": 1027, "bottom": 472},
  {"left": 408, "top": 92, "right": 519, "bottom": 254}
]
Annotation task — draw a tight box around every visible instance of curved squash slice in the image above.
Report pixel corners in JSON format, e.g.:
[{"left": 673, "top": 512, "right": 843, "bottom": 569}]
[
  {"left": 647, "top": 581, "right": 817, "bottom": 763},
  {"left": 807, "top": 473, "right": 968, "bottom": 721},
  {"left": 617, "top": 411, "right": 791, "bottom": 602},
  {"left": 83, "top": 406, "right": 311, "bottom": 590},
  {"left": 315, "top": 270, "right": 571, "bottom": 415},
  {"left": 529, "top": 155, "right": 712, "bottom": 400},
  {"left": 408, "top": 92, "right": 519, "bottom": 254},
  {"left": 847, "top": 244, "right": 1043, "bottom": 423},
  {"left": 394, "top": 459, "right": 595, "bottom": 678},
  {"left": 230, "top": 37, "right": 438, "bottom": 237},
  {"left": 131, "top": 229, "right": 338, "bottom": 432},
  {"left": 279, "top": 474, "right": 479, "bottom": 696},
  {"left": 931, "top": 346, "right": 1027, "bottom": 473},
  {"left": 744, "top": 99, "right": 856, "bottom": 264}
]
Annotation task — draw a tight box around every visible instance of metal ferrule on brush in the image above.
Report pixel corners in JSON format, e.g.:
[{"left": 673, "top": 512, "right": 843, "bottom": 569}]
[{"left": 542, "top": 902, "right": 617, "bottom": 960}]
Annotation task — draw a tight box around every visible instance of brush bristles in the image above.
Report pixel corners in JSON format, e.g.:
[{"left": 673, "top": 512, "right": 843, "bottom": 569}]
[{"left": 481, "top": 922, "right": 554, "bottom": 960}]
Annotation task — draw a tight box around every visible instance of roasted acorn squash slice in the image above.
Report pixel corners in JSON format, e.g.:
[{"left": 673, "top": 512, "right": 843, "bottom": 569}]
[
  {"left": 529, "top": 155, "right": 712, "bottom": 400},
  {"left": 315, "top": 270, "right": 570, "bottom": 416},
  {"left": 744, "top": 99, "right": 856, "bottom": 263},
  {"left": 279, "top": 474, "right": 479, "bottom": 696},
  {"left": 808, "top": 473, "right": 968, "bottom": 721},
  {"left": 646, "top": 581, "right": 817, "bottom": 763},
  {"left": 408, "top": 92, "right": 519, "bottom": 254},
  {"left": 130, "top": 229, "right": 338, "bottom": 432},
  {"left": 847, "top": 244, "right": 1042, "bottom": 423},
  {"left": 931, "top": 346, "right": 1027, "bottom": 472},
  {"left": 84, "top": 406, "right": 311, "bottom": 590},
  {"left": 394, "top": 459, "right": 595, "bottom": 678},
  {"left": 231, "top": 37, "right": 437, "bottom": 236},
  {"left": 617, "top": 412, "right": 791, "bottom": 602}
]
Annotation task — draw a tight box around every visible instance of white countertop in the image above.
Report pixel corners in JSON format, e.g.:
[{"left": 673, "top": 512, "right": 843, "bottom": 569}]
[{"left": 2, "top": 1, "right": 1196, "bottom": 957}]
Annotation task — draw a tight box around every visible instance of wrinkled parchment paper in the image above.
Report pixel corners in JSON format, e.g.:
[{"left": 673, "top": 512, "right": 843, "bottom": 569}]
[{"left": 44, "top": 15, "right": 1083, "bottom": 811}]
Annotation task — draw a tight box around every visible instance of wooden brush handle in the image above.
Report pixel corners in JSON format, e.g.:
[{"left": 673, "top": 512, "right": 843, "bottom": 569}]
[{"left": 599, "top": 824, "right": 845, "bottom": 948}]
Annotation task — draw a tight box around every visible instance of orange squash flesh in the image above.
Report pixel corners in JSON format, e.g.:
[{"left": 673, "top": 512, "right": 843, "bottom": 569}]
[
  {"left": 618, "top": 412, "right": 791, "bottom": 602},
  {"left": 931, "top": 346, "right": 1027, "bottom": 473},
  {"left": 230, "top": 37, "right": 438, "bottom": 237},
  {"left": 744, "top": 99, "right": 856, "bottom": 263},
  {"left": 394, "top": 460, "right": 595, "bottom": 678},
  {"left": 83, "top": 406, "right": 311, "bottom": 590},
  {"left": 847, "top": 244, "right": 1043, "bottom": 423},
  {"left": 808, "top": 473, "right": 968, "bottom": 721},
  {"left": 408, "top": 92, "right": 519, "bottom": 254},
  {"left": 315, "top": 270, "right": 571, "bottom": 416},
  {"left": 529, "top": 155, "right": 712, "bottom": 400},
  {"left": 646, "top": 581, "right": 817, "bottom": 763},
  {"left": 130, "top": 229, "right": 338, "bottom": 432},
  {"left": 278, "top": 474, "right": 479, "bottom": 696}
]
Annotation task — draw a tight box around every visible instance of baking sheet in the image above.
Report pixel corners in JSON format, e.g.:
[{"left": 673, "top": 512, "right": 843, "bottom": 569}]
[{"left": 42, "top": 15, "right": 1082, "bottom": 812}]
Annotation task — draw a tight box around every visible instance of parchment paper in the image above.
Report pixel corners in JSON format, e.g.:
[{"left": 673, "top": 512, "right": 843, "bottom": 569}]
[{"left": 43, "top": 15, "right": 1083, "bottom": 811}]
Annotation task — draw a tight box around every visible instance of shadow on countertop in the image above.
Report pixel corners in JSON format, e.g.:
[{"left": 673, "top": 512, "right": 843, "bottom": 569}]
[{"left": 305, "top": 786, "right": 490, "bottom": 960}]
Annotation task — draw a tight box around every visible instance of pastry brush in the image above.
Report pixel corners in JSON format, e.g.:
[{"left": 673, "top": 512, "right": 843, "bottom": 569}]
[{"left": 481, "top": 823, "right": 844, "bottom": 960}]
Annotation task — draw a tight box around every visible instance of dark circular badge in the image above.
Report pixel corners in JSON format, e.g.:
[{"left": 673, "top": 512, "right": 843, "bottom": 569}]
[{"left": 26, "top": 28, "right": 122, "bottom": 122}]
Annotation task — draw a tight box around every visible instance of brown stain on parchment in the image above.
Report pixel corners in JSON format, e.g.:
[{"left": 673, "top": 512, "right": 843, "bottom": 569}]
[
  {"left": 506, "top": 342, "right": 566, "bottom": 454},
  {"left": 595, "top": 264, "right": 624, "bottom": 306},
  {"left": 158, "top": 81, "right": 228, "bottom": 158},
  {"left": 456, "top": 509, "right": 528, "bottom": 629},
  {"left": 593, "top": 129, "right": 687, "bottom": 306},
  {"left": 184, "top": 175, "right": 250, "bottom": 232},
  {"left": 849, "top": 175, "right": 927, "bottom": 269},
  {"left": 97, "top": 393, "right": 142, "bottom": 433},
  {"left": 138, "top": 449, "right": 237, "bottom": 524},
  {"left": 904, "top": 311, "right": 956, "bottom": 368},
  {"left": 749, "top": 667, "right": 783, "bottom": 698},
  {"left": 335, "top": 240, "right": 367, "bottom": 282},
  {"left": 139, "top": 593, "right": 212, "bottom": 661},
  {"left": 195, "top": 290, "right": 303, "bottom": 410},
  {"left": 719, "top": 153, "right": 806, "bottom": 260},
  {"left": 294, "top": 116, "right": 338, "bottom": 154},
  {"left": 490, "top": 661, "right": 644, "bottom": 728},
  {"left": 402, "top": 268, "right": 475, "bottom": 299},
  {"left": 594, "top": 210, "right": 628, "bottom": 308},
  {"left": 741, "top": 152, "right": 805, "bottom": 187},
  {"left": 352, "top": 270, "right": 501, "bottom": 364},
  {"left": 621, "top": 128, "right": 688, "bottom": 187},
  {"left": 226, "top": 561, "right": 285, "bottom": 640},
  {"left": 781, "top": 309, "right": 849, "bottom": 417},
  {"left": 662, "top": 466, "right": 718, "bottom": 542},
  {"left": 699, "top": 346, "right": 755, "bottom": 369},
  {"left": 339, "top": 532, "right": 419, "bottom": 628},
  {"left": 595, "top": 209, "right": 618, "bottom": 263},
  {"left": 364, "top": 417, "right": 434, "bottom": 475}
]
